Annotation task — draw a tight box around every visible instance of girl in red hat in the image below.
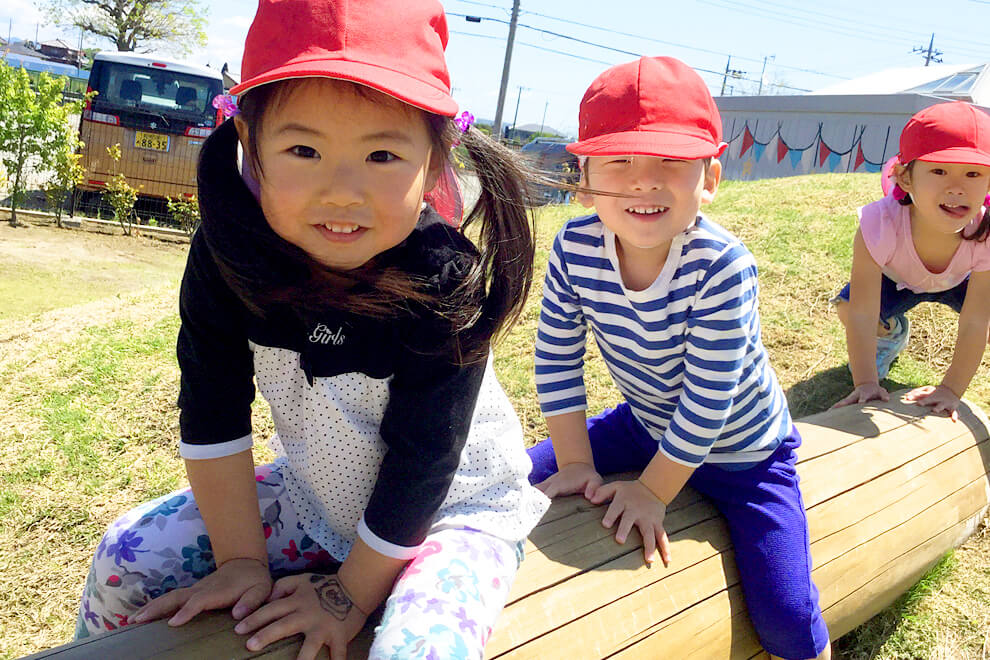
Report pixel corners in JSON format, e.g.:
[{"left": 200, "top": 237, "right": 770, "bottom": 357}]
[
  {"left": 73, "top": 1, "right": 549, "bottom": 658},
  {"left": 833, "top": 101, "right": 990, "bottom": 419}
]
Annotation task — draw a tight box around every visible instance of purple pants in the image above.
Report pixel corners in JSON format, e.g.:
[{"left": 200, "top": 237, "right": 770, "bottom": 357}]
[{"left": 527, "top": 404, "right": 829, "bottom": 660}]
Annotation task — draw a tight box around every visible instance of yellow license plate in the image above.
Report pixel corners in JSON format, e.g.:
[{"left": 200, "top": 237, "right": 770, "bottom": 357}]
[{"left": 135, "top": 131, "right": 170, "bottom": 152}]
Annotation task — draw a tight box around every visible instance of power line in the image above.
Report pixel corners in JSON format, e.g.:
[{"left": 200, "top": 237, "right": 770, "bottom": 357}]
[
  {"left": 450, "top": 30, "right": 615, "bottom": 66},
  {"left": 699, "top": 0, "right": 990, "bottom": 61},
  {"left": 448, "top": 14, "right": 811, "bottom": 92},
  {"left": 517, "top": 7, "right": 847, "bottom": 79},
  {"left": 735, "top": 0, "right": 990, "bottom": 52}
]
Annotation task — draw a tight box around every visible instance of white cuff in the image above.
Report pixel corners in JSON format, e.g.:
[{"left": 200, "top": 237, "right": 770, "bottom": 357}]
[
  {"left": 357, "top": 515, "right": 421, "bottom": 560},
  {"left": 179, "top": 433, "right": 254, "bottom": 459}
]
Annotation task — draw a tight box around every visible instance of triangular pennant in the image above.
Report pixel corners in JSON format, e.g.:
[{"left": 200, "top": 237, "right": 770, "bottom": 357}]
[
  {"left": 854, "top": 144, "right": 865, "bottom": 171},
  {"left": 828, "top": 151, "right": 842, "bottom": 171},
  {"left": 788, "top": 148, "right": 804, "bottom": 168},
  {"left": 863, "top": 161, "right": 882, "bottom": 173},
  {"left": 777, "top": 137, "right": 788, "bottom": 163},
  {"left": 818, "top": 141, "right": 831, "bottom": 167},
  {"left": 752, "top": 142, "right": 766, "bottom": 162},
  {"left": 740, "top": 127, "right": 755, "bottom": 157}
]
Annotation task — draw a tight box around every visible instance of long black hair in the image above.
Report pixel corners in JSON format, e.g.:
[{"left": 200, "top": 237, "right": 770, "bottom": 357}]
[{"left": 217, "top": 79, "right": 539, "bottom": 363}]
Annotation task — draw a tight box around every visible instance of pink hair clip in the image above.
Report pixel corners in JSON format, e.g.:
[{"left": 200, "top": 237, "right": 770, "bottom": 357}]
[
  {"left": 454, "top": 111, "right": 475, "bottom": 133},
  {"left": 212, "top": 94, "right": 240, "bottom": 118}
]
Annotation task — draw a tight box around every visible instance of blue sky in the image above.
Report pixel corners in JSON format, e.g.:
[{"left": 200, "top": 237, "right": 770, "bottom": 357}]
[{"left": 4, "top": 0, "right": 990, "bottom": 136}]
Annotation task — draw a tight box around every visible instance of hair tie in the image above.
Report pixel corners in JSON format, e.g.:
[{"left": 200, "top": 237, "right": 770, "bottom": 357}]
[
  {"left": 454, "top": 111, "right": 475, "bottom": 133},
  {"left": 891, "top": 183, "right": 908, "bottom": 201},
  {"left": 212, "top": 94, "right": 240, "bottom": 118}
]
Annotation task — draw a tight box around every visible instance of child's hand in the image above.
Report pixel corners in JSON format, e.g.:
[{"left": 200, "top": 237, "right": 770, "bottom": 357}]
[
  {"left": 590, "top": 479, "right": 671, "bottom": 567},
  {"left": 534, "top": 461, "right": 604, "bottom": 500},
  {"left": 129, "top": 557, "right": 272, "bottom": 626},
  {"left": 234, "top": 573, "right": 368, "bottom": 660},
  {"left": 903, "top": 384, "right": 961, "bottom": 421},
  {"left": 831, "top": 382, "right": 890, "bottom": 409}
]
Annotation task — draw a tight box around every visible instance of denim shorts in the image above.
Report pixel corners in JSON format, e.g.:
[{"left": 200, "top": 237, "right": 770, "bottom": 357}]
[{"left": 834, "top": 274, "right": 968, "bottom": 322}]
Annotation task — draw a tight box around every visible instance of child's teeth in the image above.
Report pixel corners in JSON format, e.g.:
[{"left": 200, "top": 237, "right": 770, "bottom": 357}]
[
  {"left": 325, "top": 224, "right": 360, "bottom": 233},
  {"left": 630, "top": 207, "right": 665, "bottom": 214}
]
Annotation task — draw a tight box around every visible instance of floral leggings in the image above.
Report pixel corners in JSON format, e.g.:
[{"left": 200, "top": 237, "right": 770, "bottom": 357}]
[{"left": 75, "top": 464, "right": 522, "bottom": 659}]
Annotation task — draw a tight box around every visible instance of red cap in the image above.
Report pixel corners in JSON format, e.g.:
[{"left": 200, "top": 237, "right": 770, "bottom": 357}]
[
  {"left": 898, "top": 101, "right": 990, "bottom": 167},
  {"left": 229, "top": 0, "right": 458, "bottom": 117},
  {"left": 567, "top": 56, "right": 726, "bottom": 159}
]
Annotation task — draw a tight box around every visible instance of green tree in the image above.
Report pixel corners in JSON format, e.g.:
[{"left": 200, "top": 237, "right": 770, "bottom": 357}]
[
  {"left": 0, "top": 62, "right": 84, "bottom": 227},
  {"left": 167, "top": 194, "right": 199, "bottom": 237},
  {"left": 103, "top": 143, "right": 139, "bottom": 236},
  {"left": 42, "top": 0, "right": 208, "bottom": 56}
]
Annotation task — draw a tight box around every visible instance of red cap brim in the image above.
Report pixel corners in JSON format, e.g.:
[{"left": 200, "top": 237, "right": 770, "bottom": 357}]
[
  {"left": 915, "top": 146, "right": 990, "bottom": 168},
  {"left": 229, "top": 58, "right": 458, "bottom": 117},
  {"left": 567, "top": 129, "right": 726, "bottom": 159}
]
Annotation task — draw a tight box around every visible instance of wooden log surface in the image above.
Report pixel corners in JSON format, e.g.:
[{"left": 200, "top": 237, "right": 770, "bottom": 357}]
[{"left": 24, "top": 392, "right": 990, "bottom": 659}]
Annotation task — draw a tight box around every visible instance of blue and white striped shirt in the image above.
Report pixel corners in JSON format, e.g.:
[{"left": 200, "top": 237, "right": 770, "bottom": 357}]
[{"left": 535, "top": 213, "right": 792, "bottom": 470}]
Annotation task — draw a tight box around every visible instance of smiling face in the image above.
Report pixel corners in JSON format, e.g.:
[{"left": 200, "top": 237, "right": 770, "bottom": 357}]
[
  {"left": 234, "top": 78, "right": 442, "bottom": 270},
  {"left": 578, "top": 155, "right": 720, "bottom": 260},
  {"left": 896, "top": 160, "right": 990, "bottom": 234}
]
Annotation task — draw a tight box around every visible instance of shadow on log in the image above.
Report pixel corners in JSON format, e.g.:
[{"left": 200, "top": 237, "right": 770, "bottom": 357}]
[{"left": 25, "top": 391, "right": 990, "bottom": 659}]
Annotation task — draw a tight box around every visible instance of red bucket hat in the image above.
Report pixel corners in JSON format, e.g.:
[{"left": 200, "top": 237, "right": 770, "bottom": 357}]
[
  {"left": 229, "top": 0, "right": 458, "bottom": 117},
  {"left": 568, "top": 56, "right": 726, "bottom": 159},
  {"left": 898, "top": 101, "right": 990, "bottom": 167}
]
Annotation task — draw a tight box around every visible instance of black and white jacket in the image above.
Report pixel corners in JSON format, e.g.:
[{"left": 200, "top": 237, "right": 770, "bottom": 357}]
[{"left": 176, "top": 122, "right": 548, "bottom": 560}]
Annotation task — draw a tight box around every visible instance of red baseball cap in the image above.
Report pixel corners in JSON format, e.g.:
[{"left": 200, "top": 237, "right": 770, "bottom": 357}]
[
  {"left": 567, "top": 56, "right": 726, "bottom": 159},
  {"left": 229, "top": 0, "right": 458, "bottom": 117},
  {"left": 898, "top": 101, "right": 990, "bottom": 167}
]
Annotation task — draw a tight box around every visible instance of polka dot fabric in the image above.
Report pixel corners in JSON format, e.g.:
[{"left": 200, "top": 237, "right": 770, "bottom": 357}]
[{"left": 254, "top": 346, "right": 549, "bottom": 560}]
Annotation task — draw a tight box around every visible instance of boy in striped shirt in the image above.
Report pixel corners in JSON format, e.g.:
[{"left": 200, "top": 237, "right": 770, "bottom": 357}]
[{"left": 526, "top": 57, "right": 830, "bottom": 660}]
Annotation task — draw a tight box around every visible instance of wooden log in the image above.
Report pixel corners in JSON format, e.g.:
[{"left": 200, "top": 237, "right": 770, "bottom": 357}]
[{"left": 23, "top": 392, "right": 990, "bottom": 659}]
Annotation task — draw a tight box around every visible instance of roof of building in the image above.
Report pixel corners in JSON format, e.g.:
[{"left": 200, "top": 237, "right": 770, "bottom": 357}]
[{"left": 811, "top": 62, "right": 989, "bottom": 105}]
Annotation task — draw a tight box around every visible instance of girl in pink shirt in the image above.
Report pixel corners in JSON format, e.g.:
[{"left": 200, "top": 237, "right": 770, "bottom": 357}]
[{"left": 833, "top": 101, "right": 990, "bottom": 419}]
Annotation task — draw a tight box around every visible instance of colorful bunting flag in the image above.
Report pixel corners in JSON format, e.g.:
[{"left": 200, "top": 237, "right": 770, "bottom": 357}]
[
  {"left": 777, "top": 138, "right": 788, "bottom": 163},
  {"left": 788, "top": 149, "right": 803, "bottom": 168},
  {"left": 752, "top": 143, "right": 766, "bottom": 162},
  {"left": 827, "top": 151, "right": 842, "bottom": 171},
  {"left": 818, "top": 141, "right": 831, "bottom": 167},
  {"left": 854, "top": 144, "right": 865, "bottom": 171},
  {"left": 740, "top": 127, "right": 754, "bottom": 157}
]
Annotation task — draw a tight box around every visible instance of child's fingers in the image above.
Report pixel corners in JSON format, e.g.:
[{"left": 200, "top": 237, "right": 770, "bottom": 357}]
[
  {"left": 589, "top": 481, "right": 616, "bottom": 505},
  {"left": 235, "top": 598, "right": 297, "bottom": 636},
  {"left": 583, "top": 476, "right": 603, "bottom": 500},
  {"left": 130, "top": 589, "right": 185, "bottom": 624},
  {"left": 642, "top": 526, "right": 656, "bottom": 565},
  {"left": 298, "top": 635, "right": 329, "bottom": 660},
  {"left": 601, "top": 496, "right": 624, "bottom": 531},
  {"left": 614, "top": 511, "right": 636, "bottom": 544},
  {"left": 232, "top": 582, "right": 272, "bottom": 619},
  {"left": 245, "top": 611, "right": 306, "bottom": 652},
  {"left": 657, "top": 529, "right": 671, "bottom": 567}
]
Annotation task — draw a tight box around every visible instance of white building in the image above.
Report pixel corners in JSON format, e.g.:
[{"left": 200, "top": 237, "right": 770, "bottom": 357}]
[{"left": 715, "top": 63, "right": 990, "bottom": 180}]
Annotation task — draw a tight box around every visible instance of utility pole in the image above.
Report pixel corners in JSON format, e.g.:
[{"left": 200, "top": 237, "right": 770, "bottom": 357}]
[
  {"left": 491, "top": 0, "right": 520, "bottom": 141},
  {"left": 510, "top": 85, "right": 525, "bottom": 138},
  {"left": 757, "top": 55, "right": 774, "bottom": 95},
  {"left": 720, "top": 56, "right": 745, "bottom": 97},
  {"left": 539, "top": 99, "right": 549, "bottom": 136},
  {"left": 913, "top": 33, "right": 943, "bottom": 67}
]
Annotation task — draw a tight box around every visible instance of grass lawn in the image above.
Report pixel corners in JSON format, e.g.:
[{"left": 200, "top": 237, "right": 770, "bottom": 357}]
[{"left": 1, "top": 173, "right": 988, "bottom": 658}]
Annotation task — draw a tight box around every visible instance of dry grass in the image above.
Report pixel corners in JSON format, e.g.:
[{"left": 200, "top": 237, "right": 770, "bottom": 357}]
[{"left": 1, "top": 174, "right": 989, "bottom": 659}]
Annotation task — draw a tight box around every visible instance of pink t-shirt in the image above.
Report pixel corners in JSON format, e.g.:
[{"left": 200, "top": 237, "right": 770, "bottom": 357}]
[{"left": 859, "top": 193, "right": 990, "bottom": 294}]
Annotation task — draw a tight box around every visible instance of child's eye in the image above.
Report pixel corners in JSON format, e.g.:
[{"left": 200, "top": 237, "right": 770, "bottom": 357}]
[
  {"left": 607, "top": 158, "right": 631, "bottom": 165},
  {"left": 966, "top": 171, "right": 985, "bottom": 178},
  {"left": 662, "top": 158, "right": 686, "bottom": 164},
  {"left": 930, "top": 167, "right": 946, "bottom": 175},
  {"left": 290, "top": 145, "right": 319, "bottom": 159},
  {"left": 368, "top": 150, "right": 398, "bottom": 163}
]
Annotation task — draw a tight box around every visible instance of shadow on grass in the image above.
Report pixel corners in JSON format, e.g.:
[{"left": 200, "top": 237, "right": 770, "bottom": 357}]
[{"left": 785, "top": 365, "right": 916, "bottom": 419}]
